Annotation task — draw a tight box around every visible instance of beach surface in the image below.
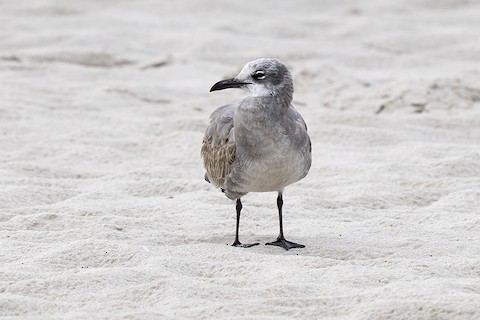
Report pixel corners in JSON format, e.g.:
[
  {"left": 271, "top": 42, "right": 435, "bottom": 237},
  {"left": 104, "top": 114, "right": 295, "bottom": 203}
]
[{"left": 1, "top": 0, "right": 480, "bottom": 319}]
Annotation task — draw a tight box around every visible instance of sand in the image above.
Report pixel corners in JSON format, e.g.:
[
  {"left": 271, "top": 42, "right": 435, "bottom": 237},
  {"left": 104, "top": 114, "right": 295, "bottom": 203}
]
[{"left": 1, "top": 0, "right": 480, "bottom": 319}]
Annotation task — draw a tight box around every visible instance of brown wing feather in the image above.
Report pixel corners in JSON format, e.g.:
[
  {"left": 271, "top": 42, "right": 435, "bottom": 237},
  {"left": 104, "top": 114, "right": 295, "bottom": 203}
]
[
  {"left": 200, "top": 105, "right": 236, "bottom": 188},
  {"left": 201, "top": 138, "right": 235, "bottom": 187}
]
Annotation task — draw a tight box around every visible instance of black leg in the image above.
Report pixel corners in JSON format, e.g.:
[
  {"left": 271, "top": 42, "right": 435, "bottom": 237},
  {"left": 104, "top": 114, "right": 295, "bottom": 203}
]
[
  {"left": 231, "top": 199, "right": 259, "bottom": 248},
  {"left": 265, "top": 192, "right": 305, "bottom": 250}
]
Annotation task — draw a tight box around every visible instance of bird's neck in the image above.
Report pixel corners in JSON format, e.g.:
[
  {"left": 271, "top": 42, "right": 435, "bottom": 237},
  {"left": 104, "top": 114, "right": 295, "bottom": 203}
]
[
  {"left": 270, "top": 83, "right": 293, "bottom": 109},
  {"left": 273, "top": 89, "right": 293, "bottom": 110},
  {"left": 246, "top": 87, "right": 292, "bottom": 112},
  {"left": 240, "top": 95, "right": 290, "bottom": 114}
]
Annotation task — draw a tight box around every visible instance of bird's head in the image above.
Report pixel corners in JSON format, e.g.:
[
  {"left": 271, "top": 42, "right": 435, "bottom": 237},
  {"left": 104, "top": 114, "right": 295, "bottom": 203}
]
[{"left": 210, "top": 58, "right": 293, "bottom": 103}]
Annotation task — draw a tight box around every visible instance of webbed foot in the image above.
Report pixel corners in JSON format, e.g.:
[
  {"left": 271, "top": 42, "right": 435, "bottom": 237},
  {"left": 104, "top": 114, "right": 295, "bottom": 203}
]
[
  {"left": 265, "top": 238, "right": 305, "bottom": 251},
  {"left": 232, "top": 240, "right": 259, "bottom": 248}
]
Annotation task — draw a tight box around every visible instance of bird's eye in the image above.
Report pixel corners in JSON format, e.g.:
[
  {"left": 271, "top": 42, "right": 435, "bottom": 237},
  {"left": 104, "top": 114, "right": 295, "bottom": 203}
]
[{"left": 252, "top": 70, "right": 266, "bottom": 80}]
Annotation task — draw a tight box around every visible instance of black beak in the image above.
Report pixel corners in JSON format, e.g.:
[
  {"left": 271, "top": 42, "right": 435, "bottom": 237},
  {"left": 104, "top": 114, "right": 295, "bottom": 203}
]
[{"left": 210, "top": 78, "right": 250, "bottom": 92}]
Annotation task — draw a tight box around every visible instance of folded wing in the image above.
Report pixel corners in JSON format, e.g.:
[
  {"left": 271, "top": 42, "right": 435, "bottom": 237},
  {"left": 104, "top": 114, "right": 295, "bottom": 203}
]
[{"left": 201, "top": 105, "right": 236, "bottom": 188}]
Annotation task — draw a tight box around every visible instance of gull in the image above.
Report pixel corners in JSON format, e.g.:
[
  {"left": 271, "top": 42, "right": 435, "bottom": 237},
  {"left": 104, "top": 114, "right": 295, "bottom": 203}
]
[{"left": 201, "top": 58, "right": 311, "bottom": 250}]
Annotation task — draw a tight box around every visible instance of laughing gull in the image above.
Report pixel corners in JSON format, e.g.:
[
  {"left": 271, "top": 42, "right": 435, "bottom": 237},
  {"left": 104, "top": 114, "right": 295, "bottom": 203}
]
[{"left": 201, "top": 58, "right": 311, "bottom": 250}]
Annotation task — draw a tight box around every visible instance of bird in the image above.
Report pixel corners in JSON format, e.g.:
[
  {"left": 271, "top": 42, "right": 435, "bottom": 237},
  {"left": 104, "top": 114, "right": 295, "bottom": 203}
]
[{"left": 201, "top": 58, "right": 311, "bottom": 250}]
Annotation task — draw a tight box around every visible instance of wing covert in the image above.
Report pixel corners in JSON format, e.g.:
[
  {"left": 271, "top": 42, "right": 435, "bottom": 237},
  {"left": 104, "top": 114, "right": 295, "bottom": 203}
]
[{"left": 201, "top": 105, "right": 236, "bottom": 188}]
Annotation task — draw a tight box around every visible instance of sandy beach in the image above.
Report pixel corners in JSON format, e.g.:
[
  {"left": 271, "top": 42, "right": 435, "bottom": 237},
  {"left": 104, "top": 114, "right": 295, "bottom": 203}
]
[{"left": 1, "top": 0, "right": 480, "bottom": 319}]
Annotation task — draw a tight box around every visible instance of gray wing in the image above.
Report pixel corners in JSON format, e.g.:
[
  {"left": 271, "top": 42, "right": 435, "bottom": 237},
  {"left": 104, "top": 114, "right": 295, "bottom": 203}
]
[
  {"left": 201, "top": 105, "right": 236, "bottom": 188},
  {"left": 288, "top": 105, "right": 312, "bottom": 153}
]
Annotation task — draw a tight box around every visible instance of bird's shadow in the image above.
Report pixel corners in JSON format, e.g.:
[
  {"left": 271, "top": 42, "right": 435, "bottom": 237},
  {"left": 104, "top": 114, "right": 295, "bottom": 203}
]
[{"left": 204, "top": 234, "right": 396, "bottom": 261}]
